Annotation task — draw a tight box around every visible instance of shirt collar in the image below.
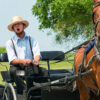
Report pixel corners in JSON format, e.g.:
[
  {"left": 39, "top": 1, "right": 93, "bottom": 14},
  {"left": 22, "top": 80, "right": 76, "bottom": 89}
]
[{"left": 13, "top": 33, "right": 29, "bottom": 43}]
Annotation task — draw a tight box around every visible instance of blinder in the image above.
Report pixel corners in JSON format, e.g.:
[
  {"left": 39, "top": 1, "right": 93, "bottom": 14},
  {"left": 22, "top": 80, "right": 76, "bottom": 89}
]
[
  {"left": 92, "top": 1, "right": 100, "bottom": 33},
  {"left": 94, "top": 18, "right": 100, "bottom": 33},
  {"left": 93, "top": 1, "right": 100, "bottom": 8}
]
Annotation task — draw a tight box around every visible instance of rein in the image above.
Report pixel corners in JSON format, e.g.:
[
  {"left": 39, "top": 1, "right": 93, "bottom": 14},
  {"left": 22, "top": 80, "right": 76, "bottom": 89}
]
[{"left": 39, "top": 38, "right": 94, "bottom": 66}]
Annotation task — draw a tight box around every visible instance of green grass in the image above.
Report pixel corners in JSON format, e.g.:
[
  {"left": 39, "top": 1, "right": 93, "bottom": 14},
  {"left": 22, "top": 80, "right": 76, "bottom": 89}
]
[
  {"left": 0, "top": 47, "right": 6, "bottom": 53},
  {"left": 39, "top": 60, "right": 73, "bottom": 69},
  {"left": 0, "top": 62, "right": 10, "bottom": 85}
]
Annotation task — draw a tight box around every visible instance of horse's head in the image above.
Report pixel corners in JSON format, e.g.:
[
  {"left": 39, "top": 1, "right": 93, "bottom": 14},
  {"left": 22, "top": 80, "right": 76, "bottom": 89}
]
[{"left": 93, "top": 0, "right": 100, "bottom": 36}]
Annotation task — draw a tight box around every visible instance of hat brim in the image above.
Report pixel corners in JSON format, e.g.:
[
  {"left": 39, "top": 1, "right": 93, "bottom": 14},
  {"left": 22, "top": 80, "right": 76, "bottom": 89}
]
[{"left": 8, "top": 20, "right": 29, "bottom": 31}]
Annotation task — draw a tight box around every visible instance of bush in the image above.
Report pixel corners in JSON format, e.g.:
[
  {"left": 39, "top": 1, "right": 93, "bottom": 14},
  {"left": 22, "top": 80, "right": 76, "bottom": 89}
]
[{"left": 0, "top": 47, "right": 7, "bottom": 53}]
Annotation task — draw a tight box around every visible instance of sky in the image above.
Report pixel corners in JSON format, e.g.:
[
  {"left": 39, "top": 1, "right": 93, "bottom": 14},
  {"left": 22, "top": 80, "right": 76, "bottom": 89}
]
[{"left": 0, "top": 0, "right": 86, "bottom": 52}]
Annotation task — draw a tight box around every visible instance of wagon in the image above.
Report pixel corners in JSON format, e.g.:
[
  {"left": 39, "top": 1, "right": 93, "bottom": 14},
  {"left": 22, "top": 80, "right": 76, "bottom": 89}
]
[{"left": 0, "top": 46, "right": 92, "bottom": 100}]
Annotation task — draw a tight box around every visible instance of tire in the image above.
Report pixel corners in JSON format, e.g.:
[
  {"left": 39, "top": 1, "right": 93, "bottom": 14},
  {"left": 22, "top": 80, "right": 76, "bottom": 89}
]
[
  {"left": 0, "top": 53, "right": 8, "bottom": 62},
  {"left": 3, "top": 83, "right": 17, "bottom": 100}
]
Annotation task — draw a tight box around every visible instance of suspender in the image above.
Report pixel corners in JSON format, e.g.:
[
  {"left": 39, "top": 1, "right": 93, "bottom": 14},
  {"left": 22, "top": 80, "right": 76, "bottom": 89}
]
[
  {"left": 11, "top": 36, "right": 34, "bottom": 58},
  {"left": 11, "top": 38, "right": 18, "bottom": 57},
  {"left": 29, "top": 36, "right": 34, "bottom": 58}
]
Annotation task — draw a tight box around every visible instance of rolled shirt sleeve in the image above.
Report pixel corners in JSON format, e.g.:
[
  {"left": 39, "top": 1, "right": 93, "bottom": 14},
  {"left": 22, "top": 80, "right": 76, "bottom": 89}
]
[
  {"left": 32, "top": 40, "right": 40, "bottom": 58},
  {"left": 6, "top": 40, "right": 17, "bottom": 63}
]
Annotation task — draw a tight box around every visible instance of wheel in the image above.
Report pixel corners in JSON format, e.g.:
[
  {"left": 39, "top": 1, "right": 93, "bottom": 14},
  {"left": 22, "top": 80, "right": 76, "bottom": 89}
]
[
  {"left": 0, "top": 53, "right": 8, "bottom": 62},
  {"left": 3, "top": 83, "right": 17, "bottom": 100},
  {"left": 27, "top": 88, "right": 41, "bottom": 100}
]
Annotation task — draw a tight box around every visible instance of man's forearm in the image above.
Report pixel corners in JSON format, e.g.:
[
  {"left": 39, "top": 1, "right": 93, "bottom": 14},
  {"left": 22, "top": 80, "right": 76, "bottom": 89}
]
[
  {"left": 11, "top": 59, "right": 24, "bottom": 65},
  {"left": 34, "top": 55, "right": 40, "bottom": 62},
  {"left": 11, "top": 59, "right": 32, "bottom": 66},
  {"left": 11, "top": 55, "right": 40, "bottom": 66},
  {"left": 33, "top": 55, "right": 40, "bottom": 66}
]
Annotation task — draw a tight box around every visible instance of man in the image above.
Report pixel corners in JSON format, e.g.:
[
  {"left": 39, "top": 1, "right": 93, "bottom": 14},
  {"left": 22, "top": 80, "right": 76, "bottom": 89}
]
[{"left": 6, "top": 16, "right": 41, "bottom": 94}]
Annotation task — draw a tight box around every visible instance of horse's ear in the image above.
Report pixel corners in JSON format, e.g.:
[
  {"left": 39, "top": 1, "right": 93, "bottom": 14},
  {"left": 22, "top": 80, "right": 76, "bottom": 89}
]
[{"left": 93, "top": 0, "right": 100, "bottom": 2}]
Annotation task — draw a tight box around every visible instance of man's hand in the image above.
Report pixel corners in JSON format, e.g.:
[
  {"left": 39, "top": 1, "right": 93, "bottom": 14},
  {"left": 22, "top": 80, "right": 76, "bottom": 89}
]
[
  {"left": 11, "top": 59, "right": 32, "bottom": 66},
  {"left": 11, "top": 56, "right": 40, "bottom": 67},
  {"left": 22, "top": 59, "right": 32, "bottom": 66},
  {"left": 33, "top": 55, "right": 40, "bottom": 66},
  {"left": 33, "top": 60, "right": 39, "bottom": 66}
]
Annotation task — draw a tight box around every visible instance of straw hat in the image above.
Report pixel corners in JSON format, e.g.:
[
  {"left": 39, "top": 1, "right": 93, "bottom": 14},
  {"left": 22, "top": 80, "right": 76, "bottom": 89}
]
[{"left": 8, "top": 16, "right": 29, "bottom": 31}]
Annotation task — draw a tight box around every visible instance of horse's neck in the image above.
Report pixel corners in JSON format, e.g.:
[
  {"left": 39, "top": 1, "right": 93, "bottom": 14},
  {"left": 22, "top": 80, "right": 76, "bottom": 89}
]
[{"left": 86, "top": 48, "right": 95, "bottom": 63}]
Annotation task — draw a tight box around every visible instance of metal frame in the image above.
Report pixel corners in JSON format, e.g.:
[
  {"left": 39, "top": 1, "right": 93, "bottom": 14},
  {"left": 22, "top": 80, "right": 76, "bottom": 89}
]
[{"left": 3, "top": 83, "right": 17, "bottom": 100}]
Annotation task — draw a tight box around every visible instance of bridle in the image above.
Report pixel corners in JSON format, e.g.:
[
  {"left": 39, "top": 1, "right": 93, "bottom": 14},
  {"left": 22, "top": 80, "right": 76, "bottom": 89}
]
[{"left": 92, "top": 1, "right": 100, "bottom": 33}]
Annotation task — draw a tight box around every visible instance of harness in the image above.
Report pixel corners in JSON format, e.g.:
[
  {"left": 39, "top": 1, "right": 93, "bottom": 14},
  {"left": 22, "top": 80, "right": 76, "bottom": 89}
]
[
  {"left": 78, "top": 39, "right": 100, "bottom": 96},
  {"left": 85, "top": 40, "right": 95, "bottom": 54}
]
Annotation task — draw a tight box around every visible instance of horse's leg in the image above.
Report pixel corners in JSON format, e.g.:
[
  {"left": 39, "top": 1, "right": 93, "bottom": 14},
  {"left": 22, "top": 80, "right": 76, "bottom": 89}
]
[{"left": 76, "top": 79, "right": 90, "bottom": 100}]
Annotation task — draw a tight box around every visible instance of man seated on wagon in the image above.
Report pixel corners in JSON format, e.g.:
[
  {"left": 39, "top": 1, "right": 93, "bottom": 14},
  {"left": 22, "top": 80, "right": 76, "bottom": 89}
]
[{"left": 6, "top": 16, "right": 41, "bottom": 94}]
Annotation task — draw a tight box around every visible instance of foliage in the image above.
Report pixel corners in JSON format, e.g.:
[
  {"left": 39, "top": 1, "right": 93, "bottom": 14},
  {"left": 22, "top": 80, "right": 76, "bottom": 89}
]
[
  {"left": 0, "top": 47, "right": 6, "bottom": 53},
  {"left": 32, "top": 0, "right": 94, "bottom": 42}
]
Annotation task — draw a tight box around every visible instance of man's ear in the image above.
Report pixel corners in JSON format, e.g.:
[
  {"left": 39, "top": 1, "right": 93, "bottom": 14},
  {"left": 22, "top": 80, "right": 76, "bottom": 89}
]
[
  {"left": 12, "top": 26, "right": 15, "bottom": 31},
  {"left": 23, "top": 24, "right": 26, "bottom": 28}
]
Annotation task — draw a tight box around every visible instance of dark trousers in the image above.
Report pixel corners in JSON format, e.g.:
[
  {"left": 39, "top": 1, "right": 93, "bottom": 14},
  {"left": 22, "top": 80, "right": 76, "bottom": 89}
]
[
  {"left": 9, "top": 65, "right": 48, "bottom": 94},
  {"left": 10, "top": 65, "right": 33, "bottom": 94}
]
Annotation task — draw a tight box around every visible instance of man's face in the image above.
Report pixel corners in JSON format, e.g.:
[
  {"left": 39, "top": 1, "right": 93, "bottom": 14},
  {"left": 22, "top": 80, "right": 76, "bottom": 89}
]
[{"left": 13, "top": 23, "right": 25, "bottom": 34}]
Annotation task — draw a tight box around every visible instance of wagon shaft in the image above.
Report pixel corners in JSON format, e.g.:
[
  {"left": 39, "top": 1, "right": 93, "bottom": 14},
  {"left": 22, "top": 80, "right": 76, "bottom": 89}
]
[{"left": 28, "top": 69, "right": 92, "bottom": 92}]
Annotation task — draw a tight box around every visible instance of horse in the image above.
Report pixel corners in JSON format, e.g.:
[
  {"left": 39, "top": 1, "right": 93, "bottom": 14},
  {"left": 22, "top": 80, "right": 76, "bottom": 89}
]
[{"left": 74, "top": 0, "right": 100, "bottom": 100}]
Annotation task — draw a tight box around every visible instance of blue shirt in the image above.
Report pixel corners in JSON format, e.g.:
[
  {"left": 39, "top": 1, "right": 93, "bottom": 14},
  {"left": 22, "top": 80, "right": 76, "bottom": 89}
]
[{"left": 6, "top": 33, "right": 40, "bottom": 63}]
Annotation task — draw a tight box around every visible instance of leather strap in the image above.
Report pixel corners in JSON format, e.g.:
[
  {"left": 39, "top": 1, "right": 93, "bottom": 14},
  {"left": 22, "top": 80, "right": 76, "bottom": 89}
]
[
  {"left": 29, "top": 36, "right": 34, "bottom": 58},
  {"left": 11, "top": 38, "right": 18, "bottom": 57}
]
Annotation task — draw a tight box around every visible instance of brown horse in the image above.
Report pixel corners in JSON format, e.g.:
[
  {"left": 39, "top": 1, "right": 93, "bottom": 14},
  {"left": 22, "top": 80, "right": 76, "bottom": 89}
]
[{"left": 74, "top": 0, "right": 100, "bottom": 100}]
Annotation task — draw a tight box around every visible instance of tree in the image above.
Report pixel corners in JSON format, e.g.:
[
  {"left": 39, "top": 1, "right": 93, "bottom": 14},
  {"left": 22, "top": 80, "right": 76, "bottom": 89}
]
[{"left": 32, "top": 0, "right": 94, "bottom": 43}]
